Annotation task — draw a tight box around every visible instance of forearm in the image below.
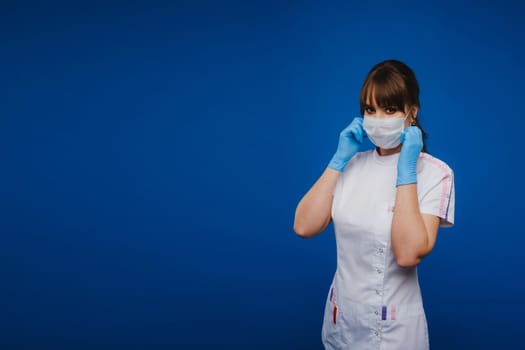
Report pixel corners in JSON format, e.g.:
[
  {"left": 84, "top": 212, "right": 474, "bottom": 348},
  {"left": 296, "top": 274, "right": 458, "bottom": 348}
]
[
  {"left": 391, "top": 184, "right": 429, "bottom": 267},
  {"left": 293, "top": 167, "right": 340, "bottom": 238}
]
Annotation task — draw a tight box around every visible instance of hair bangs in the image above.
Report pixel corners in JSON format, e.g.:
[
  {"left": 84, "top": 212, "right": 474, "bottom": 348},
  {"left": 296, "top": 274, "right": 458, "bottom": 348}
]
[{"left": 359, "top": 70, "right": 409, "bottom": 115}]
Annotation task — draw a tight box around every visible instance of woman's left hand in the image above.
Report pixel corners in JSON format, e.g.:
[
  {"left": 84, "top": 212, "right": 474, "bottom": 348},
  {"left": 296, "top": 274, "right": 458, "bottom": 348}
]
[{"left": 396, "top": 126, "right": 423, "bottom": 186}]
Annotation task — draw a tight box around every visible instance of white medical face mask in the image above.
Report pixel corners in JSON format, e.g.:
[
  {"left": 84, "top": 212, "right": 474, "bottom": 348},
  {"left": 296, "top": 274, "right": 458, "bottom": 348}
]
[{"left": 363, "top": 114, "right": 408, "bottom": 149}]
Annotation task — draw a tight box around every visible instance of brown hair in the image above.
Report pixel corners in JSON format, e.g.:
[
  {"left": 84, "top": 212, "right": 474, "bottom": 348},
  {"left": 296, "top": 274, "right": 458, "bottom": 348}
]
[{"left": 359, "top": 59, "right": 428, "bottom": 152}]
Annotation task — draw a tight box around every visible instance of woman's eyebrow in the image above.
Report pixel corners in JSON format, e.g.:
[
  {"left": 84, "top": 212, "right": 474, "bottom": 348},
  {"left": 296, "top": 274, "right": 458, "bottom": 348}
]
[{"left": 377, "top": 104, "right": 399, "bottom": 109}]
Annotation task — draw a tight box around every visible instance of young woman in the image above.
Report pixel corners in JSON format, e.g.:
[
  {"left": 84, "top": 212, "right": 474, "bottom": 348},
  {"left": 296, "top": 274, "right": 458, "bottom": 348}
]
[{"left": 293, "top": 60, "right": 455, "bottom": 349}]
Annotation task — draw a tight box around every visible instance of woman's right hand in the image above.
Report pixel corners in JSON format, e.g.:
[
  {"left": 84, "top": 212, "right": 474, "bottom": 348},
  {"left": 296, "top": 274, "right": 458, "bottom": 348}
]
[
  {"left": 295, "top": 118, "right": 363, "bottom": 237},
  {"left": 328, "top": 117, "right": 364, "bottom": 171}
]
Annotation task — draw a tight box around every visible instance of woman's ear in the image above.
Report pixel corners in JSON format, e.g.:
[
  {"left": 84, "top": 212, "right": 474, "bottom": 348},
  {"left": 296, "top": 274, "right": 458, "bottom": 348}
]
[{"left": 409, "top": 106, "right": 419, "bottom": 124}]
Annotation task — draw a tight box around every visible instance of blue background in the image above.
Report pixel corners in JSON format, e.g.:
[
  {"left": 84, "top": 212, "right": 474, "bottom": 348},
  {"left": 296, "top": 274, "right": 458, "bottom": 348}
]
[{"left": 1, "top": 0, "right": 523, "bottom": 349}]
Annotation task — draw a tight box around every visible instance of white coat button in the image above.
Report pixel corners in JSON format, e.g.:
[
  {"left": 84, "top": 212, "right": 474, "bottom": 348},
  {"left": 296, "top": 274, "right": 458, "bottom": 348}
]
[
  {"left": 374, "top": 310, "right": 379, "bottom": 315},
  {"left": 378, "top": 248, "right": 384, "bottom": 253},
  {"left": 375, "top": 290, "right": 381, "bottom": 295},
  {"left": 376, "top": 268, "right": 382, "bottom": 274},
  {"left": 374, "top": 331, "right": 379, "bottom": 336}
]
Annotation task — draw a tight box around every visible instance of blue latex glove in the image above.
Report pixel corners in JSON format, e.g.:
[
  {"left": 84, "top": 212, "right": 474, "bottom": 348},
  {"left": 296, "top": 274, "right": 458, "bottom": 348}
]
[
  {"left": 396, "top": 126, "right": 423, "bottom": 186},
  {"left": 328, "top": 117, "right": 364, "bottom": 172}
]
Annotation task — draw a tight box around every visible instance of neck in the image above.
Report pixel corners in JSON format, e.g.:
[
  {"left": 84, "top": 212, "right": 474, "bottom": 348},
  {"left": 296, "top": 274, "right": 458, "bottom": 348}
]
[{"left": 376, "top": 145, "right": 402, "bottom": 156}]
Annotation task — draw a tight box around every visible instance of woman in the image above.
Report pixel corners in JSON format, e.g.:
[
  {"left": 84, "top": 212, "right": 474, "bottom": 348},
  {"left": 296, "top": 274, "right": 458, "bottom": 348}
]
[{"left": 293, "top": 59, "right": 455, "bottom": 349}]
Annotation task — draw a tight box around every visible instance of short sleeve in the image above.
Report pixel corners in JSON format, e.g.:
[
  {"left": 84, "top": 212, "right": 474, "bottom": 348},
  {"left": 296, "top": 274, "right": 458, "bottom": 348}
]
[
  {"left": 333, "top": 152, "right": 362, "bottom": 196},
  {"left": 419, "top": 167, "right": 455, "bottom": 227},
  {"left": 333, "top": 171, "right": 344, "bottom": 196}
]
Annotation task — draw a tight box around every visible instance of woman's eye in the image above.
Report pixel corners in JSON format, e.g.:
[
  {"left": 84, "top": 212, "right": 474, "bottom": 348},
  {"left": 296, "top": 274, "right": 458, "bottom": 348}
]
[
  {"left": 365, "top": 107, "right": 375, "bottom": 113},
  {"left": 385, "top": 107, "right": 398, "bottom": 113}
]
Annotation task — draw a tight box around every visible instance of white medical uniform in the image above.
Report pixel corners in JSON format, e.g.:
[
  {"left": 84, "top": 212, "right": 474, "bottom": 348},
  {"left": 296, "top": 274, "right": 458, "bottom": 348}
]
[{"left": 322, "top": 149, "right": 455, "bottom": 350}]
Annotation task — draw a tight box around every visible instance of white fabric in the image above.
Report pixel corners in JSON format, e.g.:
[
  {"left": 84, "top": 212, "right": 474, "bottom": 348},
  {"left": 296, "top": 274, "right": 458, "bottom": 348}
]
[
  {"left": 363, "top": 115, "right": 407, "bottom": 149},
  {"left": 322, "top": 149, "right": 455, "bottom": 349}
]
